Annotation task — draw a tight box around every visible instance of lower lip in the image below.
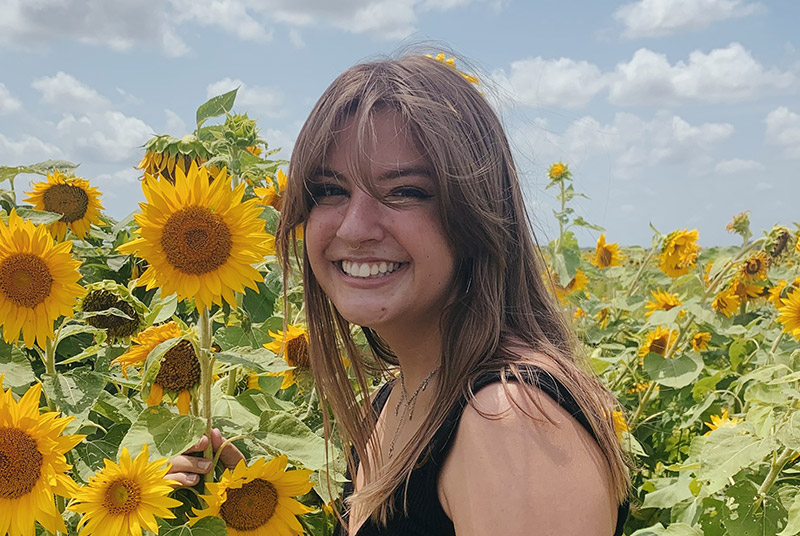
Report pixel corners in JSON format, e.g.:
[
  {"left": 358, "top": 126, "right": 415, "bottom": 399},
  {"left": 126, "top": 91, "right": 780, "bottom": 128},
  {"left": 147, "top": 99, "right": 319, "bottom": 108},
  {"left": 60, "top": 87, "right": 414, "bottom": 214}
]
[{"left": 336, "top": 262, "right": 407, "bottom": 287}]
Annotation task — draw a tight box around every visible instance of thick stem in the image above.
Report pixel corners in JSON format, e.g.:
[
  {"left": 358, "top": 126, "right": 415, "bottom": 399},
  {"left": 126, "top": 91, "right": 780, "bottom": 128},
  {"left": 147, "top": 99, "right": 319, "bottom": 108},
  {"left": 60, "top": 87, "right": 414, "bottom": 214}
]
[
  {"left": 198, "top": 307, "right": 214, "bottom": 483},
  {"left": 758, "top": 446, "right": 796, "bottom": 497},
  {"left": 44, "top": 339, "right": 58, "bottom": 412}
]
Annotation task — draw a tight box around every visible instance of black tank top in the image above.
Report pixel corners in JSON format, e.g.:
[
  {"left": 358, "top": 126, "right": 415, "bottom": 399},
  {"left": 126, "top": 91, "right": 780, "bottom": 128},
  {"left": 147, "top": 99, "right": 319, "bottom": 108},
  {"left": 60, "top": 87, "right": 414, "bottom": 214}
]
[{"left": 339, "top": 369, "right": 629, "bottom": 535}]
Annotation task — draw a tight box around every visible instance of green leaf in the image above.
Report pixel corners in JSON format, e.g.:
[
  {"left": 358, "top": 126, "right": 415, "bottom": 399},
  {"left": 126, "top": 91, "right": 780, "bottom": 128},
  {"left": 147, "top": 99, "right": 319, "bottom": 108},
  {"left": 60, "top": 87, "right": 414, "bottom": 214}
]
[
  {"left": 146, "top": 291, "right": 179, "bottom": 325},
  {"left": 778, "top": 490, "right": 800, "bottom": 536},
  {"left": 0, "top": 339, "right": 34, "bottom": 389},
  {"left": 242, "top": 281, "right": 276, "bottom": 323},
  {"left": 722, "top": 479, "right": 788, "bottom": 536},
  {"left": 643, "top": 352, "right": 703, "bottom": 388},
  {"left": 642, "top": 473, "right": 695, "bottom": 509},
  {"left": 15, "top": 208, "right": 63, "bottom": 225},
  {"left": 26, "top": 159, "right": 79, "bottom": 175},
  {"left": 41, "top": 368, "right": 105, "bottom": 416},
  {"left": 255, "top": 409, "right": 327, "bottom": 470},
  {"left": 215, "top": 346, "right": 289, "bottom": 374},
  {"left": 212, "top": 395, "right": 260, "bottom": 432},
  {"left": 729, "top": 338, "right": 757, "bottom": 371},
  {"left": 196, "top": 88, "right": 238, "bottom": 128},
  {"left": 93, "top": 390, "right": 142, "bottom": 425},
  {"left": 159, "top": 517, "right": 227, "bottom": 536},
  {"left": 119, "top": 405, "right": 206, "bottom": 460},
  {"left": 692, "top": 428, "right": 775, "bottom": 494}
]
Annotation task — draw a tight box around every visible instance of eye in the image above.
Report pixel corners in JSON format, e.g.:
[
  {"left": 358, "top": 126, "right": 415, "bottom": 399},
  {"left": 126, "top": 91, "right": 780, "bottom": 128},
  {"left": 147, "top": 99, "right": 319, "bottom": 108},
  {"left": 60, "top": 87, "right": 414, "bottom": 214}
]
[
  {"left": 309, "top": 183, "right": 348, "bottom": 205},
  {"left": 387, "top": 186, "right": 433, "bottom": 200}
]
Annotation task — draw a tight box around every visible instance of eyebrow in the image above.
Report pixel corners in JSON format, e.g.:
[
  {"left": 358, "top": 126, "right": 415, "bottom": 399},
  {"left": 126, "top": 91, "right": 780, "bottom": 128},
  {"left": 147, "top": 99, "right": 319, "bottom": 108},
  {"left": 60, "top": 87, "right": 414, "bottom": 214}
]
[{"left": 313, "top": 166, "right": 432, "bottom": 181}]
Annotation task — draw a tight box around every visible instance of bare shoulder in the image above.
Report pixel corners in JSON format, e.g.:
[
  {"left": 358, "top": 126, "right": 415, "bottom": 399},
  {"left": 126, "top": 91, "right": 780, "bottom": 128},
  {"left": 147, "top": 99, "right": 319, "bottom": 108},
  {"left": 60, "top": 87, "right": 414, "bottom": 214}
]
[{"left": 438, "top": 379, "right": 618, "bottom": 536}]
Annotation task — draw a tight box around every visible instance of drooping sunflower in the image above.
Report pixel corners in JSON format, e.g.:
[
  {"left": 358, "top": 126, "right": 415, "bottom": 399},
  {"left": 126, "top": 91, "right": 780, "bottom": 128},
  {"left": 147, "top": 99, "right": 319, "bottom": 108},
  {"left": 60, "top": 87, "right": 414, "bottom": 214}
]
[
  {"left": 0, "top": 378, "right": 84, "bottom": 536},
  {"left": 704, "top": 409, "right": 741, "bottom": 435},
  {"left": 264, "top": 324, "right": 310, "bottom": 390},
  {"left": 24, "top": 169, "right": 104, "bottom": 241},
  {"left": 0, "top": 210, "right": 84, "bottom": 348},
  {"left": 638, "top": 326, "right": 678, "bottom": 359},
  {"left": 118, "top": 163, "right": 275, "bottom": 311},
  {"left": 592, "top": 234, "right": 623, "bottom": 268},
  {"left": 691, "top": 332, "right": 711, "bottom": 352},
  {"left": 112, "top": 322, "right": 200, "bottom": 414},
  {"left": 644, "top": 290, "right": 681, "bottom": 318},
  {"left": 659, "top": 229, "right": 700, "bottom": 278},
  {"left": 729, "top": 278, "right": 766, "bottom": 302},
  {"left": 137, "top": 134, "right": 218, "bottom": 184},
  {"left": 739, "top": 251, "right": 769, "bottom": 282},
  {"left": 69, "top": 445, "right": 181, "bottom": 536},
  {"left": 191, "top": 455, "right": 314, "bottom": 536},
  {"left": 777, "top": 288, "right": 800, "bottom": 341},
  {"left": 80, "top": 281, "right": 148, "bottom": 341},
  {"left": 712, "top": 288, "right": 741, "bottom": 317},
  {"left": 254, "top": 169, "right": 287, "bottom": 210}
]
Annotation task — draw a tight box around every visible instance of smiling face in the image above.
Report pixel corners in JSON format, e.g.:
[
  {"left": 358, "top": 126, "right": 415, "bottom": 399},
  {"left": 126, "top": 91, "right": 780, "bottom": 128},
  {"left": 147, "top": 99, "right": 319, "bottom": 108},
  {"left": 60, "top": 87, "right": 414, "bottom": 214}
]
[{"left": 304, "top": 110, "right": 457, "bottom": 336}]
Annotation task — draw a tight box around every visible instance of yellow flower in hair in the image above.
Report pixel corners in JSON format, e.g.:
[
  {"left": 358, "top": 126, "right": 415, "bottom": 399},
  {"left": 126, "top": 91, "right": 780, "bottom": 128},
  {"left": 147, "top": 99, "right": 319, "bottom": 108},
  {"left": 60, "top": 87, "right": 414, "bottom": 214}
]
[{"left": 425, "top": 52, "right": 480, "bottom": 85}]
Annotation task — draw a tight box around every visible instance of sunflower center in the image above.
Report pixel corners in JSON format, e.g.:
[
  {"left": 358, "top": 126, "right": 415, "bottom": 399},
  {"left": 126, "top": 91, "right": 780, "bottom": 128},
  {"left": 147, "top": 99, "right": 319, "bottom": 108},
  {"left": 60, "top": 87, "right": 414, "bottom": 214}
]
[
  {"left": 155, "top": 340, "right": 201, "bottom": 392},
  {"left": 287, "top": 335, "right": 309, "bottom": 368},
  {"left": 161, "top": 206, "right": 232, "bottom": 275},
  {"left": 82, "top": 289, "right": 141, "bottom": 338},
  {"left": 651, "top": 337, "right": 668, "bottom": 356},
  {"left": 0, "top": 253, "right": 53, "bottom": 308},
  {"left": 42, "top": 183, "right": 89, "bottom": 223},
  {"left": 0, "top": 427, "right": 43, "bottom": 499},
  {"left": 744, "top": 259, "right": 763, "bottom": 275},
  {"left": 598, "top": 248, "right": 612, "bottom": 267},
  {"left": 219, "top": 478, "right": 278, "bottom": 531},
  {"left": 103, "top": 478, "right": 141, "bottom": 514}
]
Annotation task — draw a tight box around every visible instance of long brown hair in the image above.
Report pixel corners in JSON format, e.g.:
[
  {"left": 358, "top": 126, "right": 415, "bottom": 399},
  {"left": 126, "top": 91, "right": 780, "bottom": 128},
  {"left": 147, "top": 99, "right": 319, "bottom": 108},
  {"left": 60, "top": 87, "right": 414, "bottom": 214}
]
[{"left": 276, "top": 52, "right": 630, "bottom": 526}]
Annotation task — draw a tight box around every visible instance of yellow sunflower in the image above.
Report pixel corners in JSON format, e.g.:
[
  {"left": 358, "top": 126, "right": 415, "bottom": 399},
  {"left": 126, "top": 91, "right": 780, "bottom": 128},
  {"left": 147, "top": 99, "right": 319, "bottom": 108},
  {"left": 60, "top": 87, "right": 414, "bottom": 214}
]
[
  {"left": 254, "top": 169, "right": 287, "bottom": 210},
  {"left": 659, "top": 229, "right": 700, "bottom": 277},
  {"left": 644, "top": 289, "right": 681, "bottom": 318},
  {"left": 612, "top": 410, "right": 629, "bottom": 440},
  {"left": 573, "top": 307, "right": 586, "bottom": 320},
  {"left": 137, "top": 134, "right": 218, "bottom": 184},
  {"left": 729, "top": 278, "right": 766, "bottom": 302},
  {"left": 638, "top": 326, "right": 678, "bottom": 359},
  {"left": 118, "top": 162, "right": 275, "bottom": 311},
  {"left": 0, "top": 210, "right": 84, "bottom": 348},
  {"left": 112, "top": 322, "right": 200, "bottom": 414},
  {"left": 0, "top": 378, "right": 84, "bottom": 536},
  {"left": 691, "top": 332, "right": 711, "bottom": 352},
  {"left": 24, "top": 169, "right": 104, "bottom": 241},
  {"left": 739, "top": 251, "right": 769, "bottom": 282},
  {"left": 704, "top": 409, "right": 740, "bottom": 435},
  {"left": 547, "top": 161, "right": 569, "bottom": 180},
  {"left": 778, "top": 288, "right": 800, "bottom": 341},
  {"left": 264, "top": 324, "right": 310, "bottom": 390},
  {"left": 712, "top": 288, "right": 741, "bottom": 317},
  {"left": 69, "top": 444, "right": 181, "bottom": 536},
  {"left": 595, "top": 307, "right": 611, "bottom": 328},
  {"left": 592, "top": 234, "right": 622, "bottom": 268},
  {"left": 80, "top": 282, "right": 148, "bottom": 341},
  {"left": 191, "top": 455, "right": 314, "bottom": 536}
]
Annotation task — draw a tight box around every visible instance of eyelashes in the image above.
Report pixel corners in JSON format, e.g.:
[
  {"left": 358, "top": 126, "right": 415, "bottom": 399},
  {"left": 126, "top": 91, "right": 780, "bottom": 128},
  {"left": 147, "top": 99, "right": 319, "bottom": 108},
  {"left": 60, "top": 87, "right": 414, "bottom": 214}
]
[{"left": 308, "top": 182, "right": 434, "bottom": 205}]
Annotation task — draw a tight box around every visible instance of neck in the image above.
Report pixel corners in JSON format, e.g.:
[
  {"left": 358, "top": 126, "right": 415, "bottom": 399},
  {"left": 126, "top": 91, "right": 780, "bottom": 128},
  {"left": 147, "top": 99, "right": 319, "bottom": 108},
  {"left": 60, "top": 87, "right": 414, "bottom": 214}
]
[{"left": 374, "top": 323, "right": 443, "bottom": 391}]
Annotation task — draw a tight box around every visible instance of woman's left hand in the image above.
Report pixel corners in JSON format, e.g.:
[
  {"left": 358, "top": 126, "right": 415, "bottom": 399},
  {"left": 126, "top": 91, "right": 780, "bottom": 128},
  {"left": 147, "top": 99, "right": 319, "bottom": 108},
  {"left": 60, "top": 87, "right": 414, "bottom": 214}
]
[{"left": 166, "top": 428, "right": 245, "bottom": 487}]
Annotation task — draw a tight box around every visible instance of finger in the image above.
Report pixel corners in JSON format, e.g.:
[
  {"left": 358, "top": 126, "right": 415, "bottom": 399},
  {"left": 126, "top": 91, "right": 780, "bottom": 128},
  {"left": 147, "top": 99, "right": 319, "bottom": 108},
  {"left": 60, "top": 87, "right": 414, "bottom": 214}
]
[
  {"left": 166, "top": 471, "right": 201, "bottom": 488},
  {"left": 183, "top": 435, "right": 209, "bottom": 454},
  {"left": 167, "top": 455, "right": 214, "bottom": 475},
  {"left": 210, "top": 428, "right": 245, "bottom": 469}
]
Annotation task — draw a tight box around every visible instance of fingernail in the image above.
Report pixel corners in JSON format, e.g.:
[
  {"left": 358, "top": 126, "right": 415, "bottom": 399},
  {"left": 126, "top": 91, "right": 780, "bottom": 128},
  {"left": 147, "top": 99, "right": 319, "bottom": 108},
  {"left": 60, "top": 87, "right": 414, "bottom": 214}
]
[
  {"left": 188, "top": 474, "right": 199, "bottom": 484},
  {"left": 198, "top": 460, "right": 212, "bottom": 471}
]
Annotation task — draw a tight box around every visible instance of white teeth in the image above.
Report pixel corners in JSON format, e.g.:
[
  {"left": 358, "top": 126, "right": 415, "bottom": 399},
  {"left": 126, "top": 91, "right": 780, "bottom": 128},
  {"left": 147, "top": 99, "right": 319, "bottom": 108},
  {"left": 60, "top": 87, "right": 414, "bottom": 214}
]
[{"left": 341, "top": 260, "right": 400, "bottom": 278}]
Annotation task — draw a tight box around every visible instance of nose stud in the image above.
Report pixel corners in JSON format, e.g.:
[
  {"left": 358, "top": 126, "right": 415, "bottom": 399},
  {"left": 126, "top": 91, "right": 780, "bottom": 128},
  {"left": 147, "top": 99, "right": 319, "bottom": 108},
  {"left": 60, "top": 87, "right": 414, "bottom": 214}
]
[{"left": 348, "top": 243, "right": 361, "bottom": 251}]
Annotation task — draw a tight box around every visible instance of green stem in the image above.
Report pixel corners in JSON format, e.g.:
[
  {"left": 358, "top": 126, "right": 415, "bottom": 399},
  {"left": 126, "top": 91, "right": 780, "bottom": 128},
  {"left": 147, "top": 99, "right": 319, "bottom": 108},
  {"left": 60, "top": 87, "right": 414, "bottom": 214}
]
[
  {"left": 758, "top": 446, "right": 796, "bottom": 497},
  {"left": 630, "top": 381, "right": 658, "bottom": 427},
  {"left": 768, "top": 331, "right": 785, "bottom": 361},
  {"left": 198, "top": 307, "right": 214, "bottom": 484},
  {"left": 212, "top": 434, "right": 248, "bottom": 469},
  {"left": 625, "top": 245, "right": 657, "bottom": 298},
  {"left": 226, "top": 367, "right": 239, "bottom": 396},
  {"left": 303, "top": 387, "right": 318, "bottom": 421},
  {"left": 44, "top": 339, "right": 58, "bottom": 412}
]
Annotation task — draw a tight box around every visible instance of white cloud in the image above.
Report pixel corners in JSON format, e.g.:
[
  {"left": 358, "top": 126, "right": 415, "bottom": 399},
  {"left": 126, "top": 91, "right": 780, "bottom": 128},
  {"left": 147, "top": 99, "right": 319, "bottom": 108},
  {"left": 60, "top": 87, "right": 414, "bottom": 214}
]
[
  {"left": 607, "top": 43, "right": 797, "bottom": 106},
  {"left": 169, "top": 0, "right": 272, "bottom": 42},
  {"left": 288, "top": 29, "right": 305, "bottom": 48},
  {"left": 164, "top": 109, "right": 187, "bottom": 135},
  {"left": 0, "top": 133, "right": 63, "bottom": 163},
  {"left": 714, "top": 158, "right": 764, "bottom": 174},
  {"left": 56, "top": 111, "right": 153, "bottom": 163},
  {"left": 0, "top": 0, "right": 189, "bottom": 56},
  {"left": 0, "top": 83, "right": 22, "bottom": 115},
  {"left": 614, "top": 0, "right": 763, "bottom": 38},
  {"left": 206, "top": 79, "right": 284, "bottom": 119},
  {"left": 94, "top": 167, "right": 142, "bottom": 188},
  {"left": 32, "top": 72, "right": 110, "bottom": 112},
  {"left": 765, "top": 106, "right": 800, "bottom": 159},
  {"left": 498, "top": 57, "right": 607, "bottom": 109}
]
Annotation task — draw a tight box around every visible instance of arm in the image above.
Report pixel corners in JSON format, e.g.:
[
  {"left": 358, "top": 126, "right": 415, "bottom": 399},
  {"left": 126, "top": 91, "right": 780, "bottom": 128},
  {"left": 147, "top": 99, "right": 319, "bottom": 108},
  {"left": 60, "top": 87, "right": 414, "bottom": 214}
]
[
  {"left": 438, "top": 382, "right": 618, "bottom": 536},
  {"left": 166, "top": 428, "right": 245, "bottom": 487}
]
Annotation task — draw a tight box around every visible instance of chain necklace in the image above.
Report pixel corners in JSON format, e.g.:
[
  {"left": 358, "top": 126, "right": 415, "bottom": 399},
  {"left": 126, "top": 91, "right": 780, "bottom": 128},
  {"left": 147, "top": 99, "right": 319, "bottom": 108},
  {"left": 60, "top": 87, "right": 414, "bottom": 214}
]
[{"left": 387, "top": 365, "right": 440, "bottom": 458}]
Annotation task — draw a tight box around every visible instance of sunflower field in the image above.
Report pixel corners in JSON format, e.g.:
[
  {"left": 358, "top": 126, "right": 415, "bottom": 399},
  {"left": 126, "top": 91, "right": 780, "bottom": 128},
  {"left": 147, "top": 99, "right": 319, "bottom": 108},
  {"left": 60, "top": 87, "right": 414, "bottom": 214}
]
[{"left": 0, "top": 89, "right": 799, "bottom": 536}]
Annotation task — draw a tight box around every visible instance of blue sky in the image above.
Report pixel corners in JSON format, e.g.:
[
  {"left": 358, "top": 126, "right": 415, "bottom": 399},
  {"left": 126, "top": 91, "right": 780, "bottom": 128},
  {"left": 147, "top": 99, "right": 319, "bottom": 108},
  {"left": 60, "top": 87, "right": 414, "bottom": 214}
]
[{"left": 0, "top": 0, "right": 797, "bottom": 246}]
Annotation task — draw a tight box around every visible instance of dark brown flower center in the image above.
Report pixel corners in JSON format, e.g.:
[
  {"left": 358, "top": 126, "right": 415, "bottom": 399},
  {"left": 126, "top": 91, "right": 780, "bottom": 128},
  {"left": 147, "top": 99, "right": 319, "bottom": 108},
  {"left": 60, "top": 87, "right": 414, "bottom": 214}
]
[
  {"left": 0, "top": 253, "right": 53, "bottom": 308},
  {"left": 42, "top": 183, "right": 89, "bottom": 223},
  {"left": 161, "top": 206, "right": 232, "bottom": 275},
  {"left": 220, "top": 478, "right": 278, "bottom": 531},
  {"left": 287, "top": 335, "right": 309, "bottom": 368},
  {"left": 103, "top": 478, "right": 141, "bottom": 514},
  {"left": 82, "top": 289, "right": 140, "bottom": 338},
  {"left": 155, "top": 340, "right": 201, "bottom": 392},
  {"left": 650, "top": 336, "right": 669, "bottom": 356},
  {"left": 598, "top": 248, "right": 612, "bottom": 267},
  {"left": 0, "top": 427, "right": 43, "bottom": 499}
]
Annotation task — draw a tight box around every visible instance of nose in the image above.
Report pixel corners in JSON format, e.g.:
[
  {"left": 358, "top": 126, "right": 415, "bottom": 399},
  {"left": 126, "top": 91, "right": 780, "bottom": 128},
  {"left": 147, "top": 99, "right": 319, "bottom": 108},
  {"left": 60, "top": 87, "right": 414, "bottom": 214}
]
[{"left": 335, "top": 187, "right": 385, "bottom": 248}]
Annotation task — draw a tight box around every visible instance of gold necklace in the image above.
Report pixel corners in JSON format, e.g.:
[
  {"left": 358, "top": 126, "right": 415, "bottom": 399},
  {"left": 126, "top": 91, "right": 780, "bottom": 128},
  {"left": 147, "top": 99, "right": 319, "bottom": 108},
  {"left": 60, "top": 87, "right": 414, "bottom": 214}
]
[{"left": 387, "top": 366, "right": 440, "bottom": 458}]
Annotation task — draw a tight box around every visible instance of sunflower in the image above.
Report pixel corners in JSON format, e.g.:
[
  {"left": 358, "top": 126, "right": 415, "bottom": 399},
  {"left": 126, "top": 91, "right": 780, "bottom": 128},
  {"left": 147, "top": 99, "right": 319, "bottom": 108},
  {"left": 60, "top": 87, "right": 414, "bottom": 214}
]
[
  {"left": 0, "top": 378, "right": 84, "bottom": 536},
  {"left": 137, "top": 134, "right": 217, "bottom": 184},
  {"left": 254, "top": 169, "right": 287, "bottom": 210},
  {"left": 80, "top": 282, "right": 148, "bottom": 341},
  {"left": 118, "top": 163, "right": 275, "bottom": 311},
  {"left": 644, "top": 289, "right": 681, "bottom": 318},
  {"left": 627, "top": 382, "right": 657, "bottom": 395},
  {"left": 547, "top": 161, "right": 569, "bottom": 181},
  {"left": 264, "top": 324, "right": 310, "bottom": 390},
  {"left": 24, "top": 169, "right": 104, "bottom": 241},
  {"left": 691, "top": 332, "right": 711, "bottom": 352},
  {"left": 592, "top": 234, "right": 622, "bottom": 268},
  {"left": 659, "top": 229, "right": 700, "bottom": 278},
  {"left": 777, "top": 288, "right": 800, "bottom": 341},
  {"left": 739, "top": 251, "right": 769, "bottom": 282},
  {"left": 112, "top": 322, "right": 200, "bottom": 414},
  {"left": 0, "top": 210, "right": 84, "bottom": 348},
  {"left": 573, "top": 307, "right": 586, "bottom": 320},
  {"left": 769, "top": 279, "right": 800, "bottom": 308},
  {"left": 191, "top": 455, "right": 313, "bottom": 535},
  {"left": 704, "top": 409, "right": 740, "bottom": 435},
  {"left": 612, "top": 410, "right": 629, "bottom": 440},
  {"left": 69, "top": 445, "right": 180, "bottom": 536},
  {"left": 712, "top": 288, "right": 741, "bottom": 317},
  {"left": 638, "top": 326, "right": 678, "bottom": 359},
  {"left": 595, "top": 307, "right": 611, "bottom": 328}
]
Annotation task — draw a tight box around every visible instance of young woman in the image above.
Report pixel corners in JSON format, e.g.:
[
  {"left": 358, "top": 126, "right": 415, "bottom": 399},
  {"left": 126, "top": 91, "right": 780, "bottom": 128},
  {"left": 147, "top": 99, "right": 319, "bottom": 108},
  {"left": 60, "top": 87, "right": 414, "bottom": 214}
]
[{"left": 272, "top": 54, "right": 631, "bottom": 535}]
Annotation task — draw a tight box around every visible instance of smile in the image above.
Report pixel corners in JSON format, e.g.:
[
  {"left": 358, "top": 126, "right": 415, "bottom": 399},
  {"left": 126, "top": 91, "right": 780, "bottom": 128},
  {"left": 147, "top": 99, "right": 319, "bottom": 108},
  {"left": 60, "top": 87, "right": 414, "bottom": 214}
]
[{"left": 339, "top": 260, "right": 404, "bottom": 278}]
